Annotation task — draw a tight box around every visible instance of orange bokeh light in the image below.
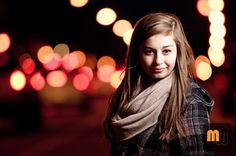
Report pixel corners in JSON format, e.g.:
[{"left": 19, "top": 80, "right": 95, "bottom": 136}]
[
  {"left": 197, "top": 0, "right": 211, "bottom": 16},
  {"left": 0, "top": 33, "right": 11, "bottom": 53},
  {"left": 37, "top": 45, "right": 54, "bottom": 64},
  {"left": 97, "top": 56, "right": 116, "bottom": 68},
  {"left": 73, "top": 50, "right": 86, "bottom": 68},
  {"left": 195, "top": 55, "right": 211, "bottom": 67},
  {"left": 46, "top": 70, "right": 68, "bottom": 87},
  {"left": 97, "top": 65, "right": 115, "bottom": 82}
]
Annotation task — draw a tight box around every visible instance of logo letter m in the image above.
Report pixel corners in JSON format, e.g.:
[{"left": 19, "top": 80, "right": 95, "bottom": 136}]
[{"left": 207, "top": 129, "right": 220, "bottom": 142}]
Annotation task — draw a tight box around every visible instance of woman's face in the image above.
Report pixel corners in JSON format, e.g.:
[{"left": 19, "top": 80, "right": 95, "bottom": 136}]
[{"left": 139, "top": 33, "right": 177, "bottom": 81}]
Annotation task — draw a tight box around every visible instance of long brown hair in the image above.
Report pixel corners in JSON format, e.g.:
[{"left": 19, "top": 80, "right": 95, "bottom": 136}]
[{"left": 104, "top": 12, "right": 195, "bottom": 142}]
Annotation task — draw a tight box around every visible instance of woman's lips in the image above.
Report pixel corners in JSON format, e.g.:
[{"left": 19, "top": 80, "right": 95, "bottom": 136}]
[{"left": 151, "top": 67, "right": 165, "bottom": 73}]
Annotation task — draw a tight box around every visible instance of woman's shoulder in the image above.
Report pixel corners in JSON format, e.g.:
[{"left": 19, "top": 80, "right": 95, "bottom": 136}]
[
  {"left": 186, "top": 80, "right": 214, "bottom": 109},
  {"left": 185, "top": 79, "right": 214, "bottom": 114}
]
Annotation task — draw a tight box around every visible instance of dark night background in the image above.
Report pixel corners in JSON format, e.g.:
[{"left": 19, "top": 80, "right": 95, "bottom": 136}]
[{"left": 0, "top": 0, "right": 236, "bottom": 156}]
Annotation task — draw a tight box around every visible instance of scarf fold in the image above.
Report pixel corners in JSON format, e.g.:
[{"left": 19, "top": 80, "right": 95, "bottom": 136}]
[{"left": 110, "top": 72, "right": 173, "bottom": 141}]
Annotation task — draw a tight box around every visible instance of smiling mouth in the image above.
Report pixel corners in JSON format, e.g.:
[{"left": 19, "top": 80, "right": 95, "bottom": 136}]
[{"left": 151, "top": 67, "right": 166, "bottom": 73}]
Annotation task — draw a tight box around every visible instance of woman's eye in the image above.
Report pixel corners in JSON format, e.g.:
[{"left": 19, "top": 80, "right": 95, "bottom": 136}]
[
  {"left": 163, "top": 49, "right": 171, "bottom": 55},
  {"left": 144, "top": 49, "right": 153, "bottom": 55}
]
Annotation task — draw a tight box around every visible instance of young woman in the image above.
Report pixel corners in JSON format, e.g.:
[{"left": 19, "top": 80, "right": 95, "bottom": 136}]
[{"left": 104, "top": 12, "right": 214, "bottom": 155}]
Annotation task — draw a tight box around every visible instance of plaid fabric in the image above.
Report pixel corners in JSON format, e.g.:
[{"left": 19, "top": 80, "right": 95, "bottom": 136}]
[{"left": 109, "top": 81, "right": 214, "bottom": 156}]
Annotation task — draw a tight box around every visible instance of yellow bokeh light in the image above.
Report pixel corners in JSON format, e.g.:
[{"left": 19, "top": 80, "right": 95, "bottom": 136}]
[
  {"left": 54, "top": 43, "right": 70, "bottom": 58},
  {"left": 97, "top": 56, "right": 116, "bottom": 69},
  {"left": 110, "top": 70, "right": 125, "bottom": 89},
  {"left": 209, "top": 35, "right": 225, "bottom": 51},
  {"left": 10, "top": 70, "right": 26, "bottom": 91},
  {"left": 123, "top": 28, "right": 134, "bottom": 45},
  {"left": 70, "top": 0, "right": 88, "bottom": 8},
  {"left": 208, "top": 48, "right": 225, "bottom": 67},
  {"left": 112, "top": 19, "right": 132, "bottom": 37},
  {"left": 0, "top": 33, "right": 11, "bottom": 53},
  {"left": 208, "top": 10, "right": 225, "bottom": 25},
  {"left": 196, "top": 61, "right": 212, "bottom": 81},
  {"left": 46, "top": 70, "right": 68, "bottom": 87},
  {"left": 197, "top": 0, "right": 211, "bottom": 16},
  {"left": 209, "top": 24, "right": 226, "bottom": 38},
  {"left": 96, "top": 8, "right": 117, "bottom": 26},
  {"left": 37, "top": 45, "right": 54, "bottom": 64},
  {"left": 208, "top": 0, "right": 224, "bottom": 11}
]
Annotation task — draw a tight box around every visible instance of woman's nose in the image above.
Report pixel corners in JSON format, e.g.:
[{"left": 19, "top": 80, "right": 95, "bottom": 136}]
[{"left": 153, "top": 53, "right": 163, "bottom": 65}]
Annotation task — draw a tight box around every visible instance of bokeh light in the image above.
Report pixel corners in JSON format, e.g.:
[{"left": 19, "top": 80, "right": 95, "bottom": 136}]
[
  {"left": 73, "top": 50, "right": 86, "bottom": 68},
  {"left": 19, "top": 53, "right": 31, "bottom": 66},
  {"left": 97, "top": 65, "right": 115, "bottom": 82},
  {"left": 96, "top": 8, "right": 117, "bottom": 26},
  {"left": 42, "top": 53, "right": 62, "bottom": 70},
  {"left": 112, "top": 19, "right": 132, "bottom": 37},
  {"left": 46, "top": 70, "right": 68, "bottom": 87},
  {"left": 10, "top": 70, "right": 26, "bottom": 91},
  {"left": 195, "top": 55, "right": 211, "bottom": 67},
  {"left": 62, "top": 52, "right": 80, "bottom": 71},
  {"left": 208, "top": 48, "right": 225, "bottom": 67},
  {"left": 208, "top": 0, "right": 224, "bottom": 11},
  {"left": 197, "top": 0, "right": 211, "bottom": 16},
  {"left": 209, "top": 24, "right": 226, "bottom": 38},
  {"left": 208, "top": 10, "right": 225, "bottom": 25},
  {"left": 209, "top": 35, "right": 225, "bottom": 51},
  {"left": 70, "top": 0, "right": 89, "bottom": 8},
  {"left": 37, "top": 45, "right": 54, "bottom": 64},
  {"left": 0, "top": 33, "right": 11, "bottom": 53},
  {"left": 73, "top": 73, "right": 90, "bottom": 91},
  {"left": 30, "top": 72, "right": 45, "bottom": 91},
  {"left": 21, "top": 57, "right": 36, "bottom": 74},
  {"left": 123, "top": 28, "right": 134, "bottom": 45},
  {"left": 97, "top": 56, "right": 116, "bottom": 69},
  {"left": 54, "top": 43, "right": 70, "bottom": 58},
  {"left": 196, "top": 61, "right": 212, "bottom": 81},
  {"left": 78, "top": 66, "right": 93, "bottom": 81},
  {"left": 110, "top": 70, "right": 125, "bottom": 89}
]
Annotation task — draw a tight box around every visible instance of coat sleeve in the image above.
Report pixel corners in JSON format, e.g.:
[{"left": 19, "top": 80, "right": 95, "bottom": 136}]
[{"left": 179, "top": 92, "right": 213, "bottom": 155}]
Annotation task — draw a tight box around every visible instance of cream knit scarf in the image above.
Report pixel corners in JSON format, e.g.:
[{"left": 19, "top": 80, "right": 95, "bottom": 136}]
[{"left": 111, "top": 72, "right": 173, "bottom": 141}]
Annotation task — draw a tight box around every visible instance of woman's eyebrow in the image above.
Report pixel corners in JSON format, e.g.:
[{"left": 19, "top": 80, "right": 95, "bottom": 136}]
[
  {"left": 162, "top": 45, "right": 175, "bottom": 48},
  {"left": 143, "top": 46, "right": 153, "bottom": 49}
]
